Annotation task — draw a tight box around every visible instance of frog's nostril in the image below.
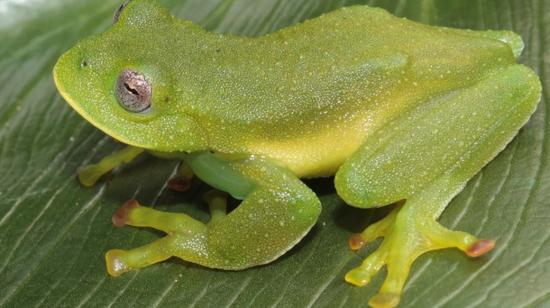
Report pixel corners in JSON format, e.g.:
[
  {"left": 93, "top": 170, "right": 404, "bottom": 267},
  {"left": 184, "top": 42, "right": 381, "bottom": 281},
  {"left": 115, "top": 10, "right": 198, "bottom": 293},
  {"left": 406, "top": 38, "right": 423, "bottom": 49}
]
[{"left": 80, "top": 59, "right": 88, "bottom": 68}]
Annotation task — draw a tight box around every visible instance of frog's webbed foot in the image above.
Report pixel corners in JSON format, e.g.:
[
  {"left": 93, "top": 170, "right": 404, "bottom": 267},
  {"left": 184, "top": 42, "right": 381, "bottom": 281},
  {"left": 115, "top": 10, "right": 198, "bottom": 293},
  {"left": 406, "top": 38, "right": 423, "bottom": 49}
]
[
  {"left": 346, "top": 201, "right": 494, "bottom": 308},
  {"left": 78, "top": 146, "right": 144, "bottom": 187},
  {"left": 106, "top": 152, "right": 321, "bottom": 275}
]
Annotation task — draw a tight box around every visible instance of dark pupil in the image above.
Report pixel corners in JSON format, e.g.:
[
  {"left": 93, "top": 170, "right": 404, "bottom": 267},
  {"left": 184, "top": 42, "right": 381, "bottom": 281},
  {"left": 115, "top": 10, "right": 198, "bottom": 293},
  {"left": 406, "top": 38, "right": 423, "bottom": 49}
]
[
  {"left": 116, "top": 69, "right": 152, "bottom": 113},
  {"left": 124, "top": 83, "right": 140, "bottom": 96}
]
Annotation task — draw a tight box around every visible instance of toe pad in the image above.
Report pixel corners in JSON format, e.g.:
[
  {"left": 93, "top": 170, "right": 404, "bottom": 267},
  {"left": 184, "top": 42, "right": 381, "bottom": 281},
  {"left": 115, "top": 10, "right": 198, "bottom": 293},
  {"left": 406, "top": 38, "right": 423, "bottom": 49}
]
[
  {"left": 112, "top": 199, "right": 140, "bottom": 227},
  {"left": 466, "top": 239, "right": 495, "bottom": 257}
]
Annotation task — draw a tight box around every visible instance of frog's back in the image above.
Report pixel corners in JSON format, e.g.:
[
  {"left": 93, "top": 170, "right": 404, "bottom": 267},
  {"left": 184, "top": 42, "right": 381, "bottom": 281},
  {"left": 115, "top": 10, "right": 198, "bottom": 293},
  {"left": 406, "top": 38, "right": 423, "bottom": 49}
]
[{"left": 178, "top": 6, "right": 520, "bottom": 177}]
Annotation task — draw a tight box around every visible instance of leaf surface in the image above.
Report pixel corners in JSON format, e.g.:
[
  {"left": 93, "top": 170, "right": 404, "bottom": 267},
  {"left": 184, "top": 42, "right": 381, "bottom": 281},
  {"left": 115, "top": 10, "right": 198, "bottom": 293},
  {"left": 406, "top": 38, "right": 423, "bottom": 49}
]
[{"left": 0, "top": 0, "right": 549, "bottom": 307}]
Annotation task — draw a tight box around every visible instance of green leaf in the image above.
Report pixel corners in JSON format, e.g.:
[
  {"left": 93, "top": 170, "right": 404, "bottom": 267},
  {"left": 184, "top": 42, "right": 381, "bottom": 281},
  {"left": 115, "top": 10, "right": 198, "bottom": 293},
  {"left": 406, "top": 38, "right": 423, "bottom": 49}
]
[{"left": 1, "top": 0, "right": 549, "bottom": 307}]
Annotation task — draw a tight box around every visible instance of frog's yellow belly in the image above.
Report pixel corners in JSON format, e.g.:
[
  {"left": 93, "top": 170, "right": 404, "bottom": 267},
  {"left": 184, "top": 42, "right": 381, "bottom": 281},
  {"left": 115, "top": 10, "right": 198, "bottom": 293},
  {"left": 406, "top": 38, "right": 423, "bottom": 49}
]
[
  {"left": 243, "top": 88, "right": 431, "bottom": 179},
  {"left": 247, "top": 116, "right": 370, "bottom": 179}
]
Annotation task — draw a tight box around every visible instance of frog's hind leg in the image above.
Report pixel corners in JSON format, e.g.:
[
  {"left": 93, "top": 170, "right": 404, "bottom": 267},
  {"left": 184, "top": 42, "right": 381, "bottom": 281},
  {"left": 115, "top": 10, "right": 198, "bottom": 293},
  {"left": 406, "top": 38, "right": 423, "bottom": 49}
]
[
  {"left": 105, "top": 152, "right": 321, "bottom": 275},
  {"left": 343, "top": 186, "right": 496, "bottom": 307},
  {"left": 78, "top": 145, "right": 144, "bottom": 187},
  {"left": 335, "top": 64, "right": 540, "bottom": 307}
]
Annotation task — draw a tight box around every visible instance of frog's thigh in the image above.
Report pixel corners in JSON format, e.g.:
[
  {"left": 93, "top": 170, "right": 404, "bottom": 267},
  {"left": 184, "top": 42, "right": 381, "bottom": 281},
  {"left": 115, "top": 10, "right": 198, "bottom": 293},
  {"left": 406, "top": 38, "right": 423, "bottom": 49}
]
[
  {"left": 335, "top": 64, "right": 540, "bottom": 209},
  {"left": 184, "top": 152, "right": 322, "bottom": 268},
  {"left": 105, "top": 152, "right": 321, "bottom": 275},
  {"left": 335, "top": 65, "right": 540, "bottom": 308}
]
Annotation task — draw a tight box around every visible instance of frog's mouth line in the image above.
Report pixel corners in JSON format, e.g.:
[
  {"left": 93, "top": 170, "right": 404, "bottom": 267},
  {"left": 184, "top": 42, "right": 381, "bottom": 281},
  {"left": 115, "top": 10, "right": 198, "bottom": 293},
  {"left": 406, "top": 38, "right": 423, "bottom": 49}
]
[{"left": 52, "top": 64, "right": 138, "bottom": 148}]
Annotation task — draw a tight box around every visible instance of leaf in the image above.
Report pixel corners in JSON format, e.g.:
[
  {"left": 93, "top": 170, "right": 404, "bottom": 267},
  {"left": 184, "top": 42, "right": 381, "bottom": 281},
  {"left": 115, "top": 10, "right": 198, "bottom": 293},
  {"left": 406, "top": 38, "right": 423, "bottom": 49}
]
[{"left": 0, "top": 0, "right": 549, "bottom": 307}]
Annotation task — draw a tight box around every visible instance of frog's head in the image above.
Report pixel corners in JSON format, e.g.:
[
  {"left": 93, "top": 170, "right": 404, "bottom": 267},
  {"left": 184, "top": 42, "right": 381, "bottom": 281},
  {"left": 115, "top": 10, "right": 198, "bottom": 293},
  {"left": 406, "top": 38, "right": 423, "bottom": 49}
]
[{"left": 53, "top": 0, "right": 208, "bottom": 152}]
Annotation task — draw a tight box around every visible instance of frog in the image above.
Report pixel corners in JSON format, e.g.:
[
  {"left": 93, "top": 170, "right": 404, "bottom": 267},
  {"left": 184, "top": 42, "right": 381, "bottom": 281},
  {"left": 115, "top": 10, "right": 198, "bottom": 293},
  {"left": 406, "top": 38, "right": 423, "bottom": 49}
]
[{"left": 52, "top": 0, "right": 541, "bottom": 307}]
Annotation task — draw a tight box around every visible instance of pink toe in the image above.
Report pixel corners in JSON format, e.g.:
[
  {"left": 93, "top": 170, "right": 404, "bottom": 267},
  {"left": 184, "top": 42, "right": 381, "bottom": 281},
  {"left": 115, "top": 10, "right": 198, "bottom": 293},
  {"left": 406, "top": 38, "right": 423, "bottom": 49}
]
[
  {"left": 112, "top": 199, "right": 139, "bottom": 227},
  {"left": 466, "top": 239, "right": 495, "bottom": 257}
]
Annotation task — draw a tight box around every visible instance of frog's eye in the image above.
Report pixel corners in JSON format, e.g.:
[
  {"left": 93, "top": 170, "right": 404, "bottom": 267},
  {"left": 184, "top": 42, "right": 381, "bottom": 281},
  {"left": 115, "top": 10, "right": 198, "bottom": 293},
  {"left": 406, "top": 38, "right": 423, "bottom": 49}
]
[
  {"left": 116, "top": 69, "right": 152, "bottom": 113},
  {"left": 113, "top": 1, "right": 131, "bottom": 23}
]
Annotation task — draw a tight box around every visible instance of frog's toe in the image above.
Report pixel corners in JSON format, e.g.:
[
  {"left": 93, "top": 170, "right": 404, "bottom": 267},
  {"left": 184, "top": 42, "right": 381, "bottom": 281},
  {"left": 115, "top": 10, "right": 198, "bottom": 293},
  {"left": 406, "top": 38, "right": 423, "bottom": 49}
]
[
  {"left": 347, "top": 204, "right": 494, "bottom": 308},
  {"left": 348, "top": 205, "right": 398, "bottom": 251},
  {"left": 202, "top": 189, "right": 228, "bottom": 222},
  {"left": 425, "top": 219, "right": 496, "bottom": 257},
  {"left": 348, "top": 233, "right": 367, "bottom": 251},
  {"left": 167, "top": 163, "right": 194, "bottom": 192},
  {"left": 466, "top": 239, "right": 496, "bottom": 257},
  {"left": 167, "top": 176, "right": 192, "bottom": 192},
  {"left": 77, "top": 165, "right": 104, "bottom": 187},
  {"left": 368, "top": 293, "right": 400, "bottom": 308},
  {"left": 105, "top": 237, "right": 176, "bottom": 277},
  {"left": 105, "top": 249, "right": 129, "bottom": 277},
  {"left": 345, "top": 248, "right": 385, "bottom": 286},
  {"left": 77, "top": 146, "right": 144, "bottom": 187},
  {"left": 112, "top": 199, "right": 139, "bottom": 227}
]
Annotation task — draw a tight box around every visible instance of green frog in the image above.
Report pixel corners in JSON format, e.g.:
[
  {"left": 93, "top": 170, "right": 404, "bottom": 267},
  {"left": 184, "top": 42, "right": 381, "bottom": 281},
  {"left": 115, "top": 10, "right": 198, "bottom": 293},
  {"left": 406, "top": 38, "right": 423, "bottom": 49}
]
[{"left": 53, "top": 1, "right": 541, "bottom": 306}]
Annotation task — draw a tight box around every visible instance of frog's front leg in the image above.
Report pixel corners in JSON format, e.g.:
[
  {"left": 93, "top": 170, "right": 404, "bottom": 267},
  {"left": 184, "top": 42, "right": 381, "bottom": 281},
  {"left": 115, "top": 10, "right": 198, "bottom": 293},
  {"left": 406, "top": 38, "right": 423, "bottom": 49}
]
[
  {"left": 105, "top": 152, "right": 321, "bottom": 275},
  {"left": 78, "top": 145, "right": 144, "bottom": 187},
  {"left": 335, "top": 65, "right": 540, "bottom": 307}
]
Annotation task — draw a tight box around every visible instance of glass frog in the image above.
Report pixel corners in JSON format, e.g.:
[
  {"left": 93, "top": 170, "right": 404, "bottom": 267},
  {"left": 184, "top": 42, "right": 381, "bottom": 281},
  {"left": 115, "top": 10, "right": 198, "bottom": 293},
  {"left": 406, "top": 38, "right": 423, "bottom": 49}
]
[{"left": 52, "top": 0, "right": 541, "bottom": 307}]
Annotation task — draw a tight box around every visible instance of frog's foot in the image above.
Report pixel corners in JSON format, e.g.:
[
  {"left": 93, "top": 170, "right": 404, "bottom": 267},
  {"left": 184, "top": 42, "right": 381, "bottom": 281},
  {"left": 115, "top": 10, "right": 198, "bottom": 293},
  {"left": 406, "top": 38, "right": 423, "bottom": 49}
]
[
  {"left": 346, "top": 204, "right": 495, "bottom": 308},
  {"left": 167, "top": 162, "right": 194, "bottom": 192},
  {"left": 78, "top": 146, "right": 144, "bottom": 187},
  {"left": 105, "top": 199, "right": 208, "bottom": 276}
]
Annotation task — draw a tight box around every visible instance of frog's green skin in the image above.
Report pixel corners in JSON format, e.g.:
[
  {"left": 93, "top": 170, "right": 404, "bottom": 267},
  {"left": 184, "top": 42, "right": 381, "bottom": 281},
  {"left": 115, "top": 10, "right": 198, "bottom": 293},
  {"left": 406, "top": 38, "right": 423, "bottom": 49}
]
[{"left": 53, "top": 1, "right": 541, "bottom": 307}]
